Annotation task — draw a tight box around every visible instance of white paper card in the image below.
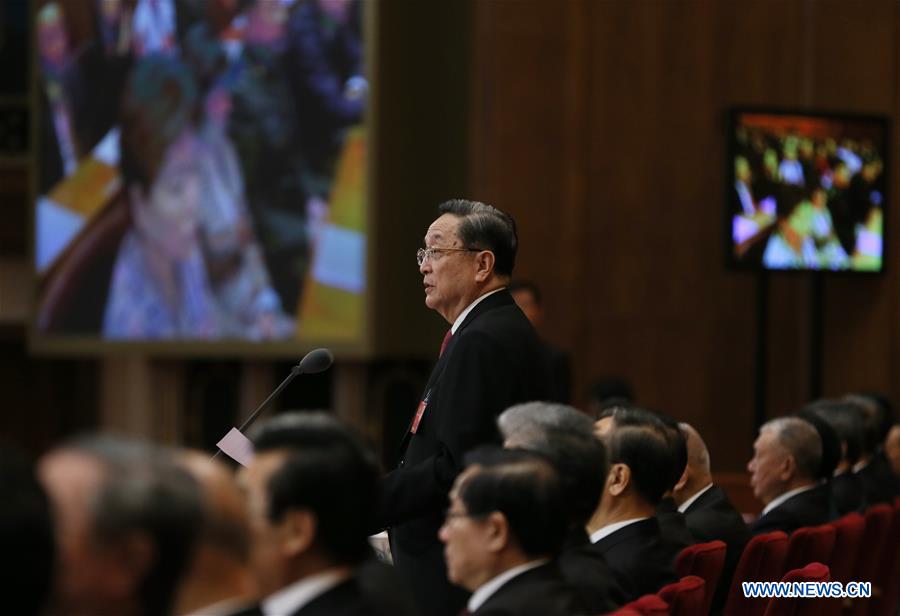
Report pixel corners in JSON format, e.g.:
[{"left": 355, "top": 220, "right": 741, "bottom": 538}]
[{"left": 216, "top": 427, "right": 255, "bottom": 467}]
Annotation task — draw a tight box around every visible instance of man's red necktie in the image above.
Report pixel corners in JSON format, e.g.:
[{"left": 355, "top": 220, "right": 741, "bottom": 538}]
[{"left": 439, "top": 329, "right": 453, "bottom": 357}]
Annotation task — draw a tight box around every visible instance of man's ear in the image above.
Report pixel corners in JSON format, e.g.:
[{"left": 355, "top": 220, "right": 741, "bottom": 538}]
[
  {"left": 673, "top": 466, "right": 690, "bottom": 494},
  {"left": 608, "top": 463, "right": 631, "bottom": 497},
  {"left": 282, "top": 509, "right": 317, "bottom": 558},
  {"left": 473, "top": 250, "right": 496, "bottom": 283},
  {"left": 484, "top": 511, "right": 509, "bottom": 553},
  {"left": 104, "top": 531, "right": 156, "bottom": 600},
  {"left": 779, "top": 454, "right": 797, "bottom": 482}
]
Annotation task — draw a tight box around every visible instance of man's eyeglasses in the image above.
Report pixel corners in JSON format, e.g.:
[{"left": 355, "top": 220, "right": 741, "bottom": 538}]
[
  {"left": 416, "top": 247, "right": 478, "bottom": 267},
  {"left": 443, "top": 508, "right": 485, "bottom": 523}
]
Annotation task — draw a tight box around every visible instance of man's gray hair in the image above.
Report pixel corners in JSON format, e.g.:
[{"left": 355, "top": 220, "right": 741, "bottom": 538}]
[
  {"left": 760, "top": 417, "right": 823, "bottom": 481},
  {"left": 497, "top": 401, "right": 595, "bottom": 447}
]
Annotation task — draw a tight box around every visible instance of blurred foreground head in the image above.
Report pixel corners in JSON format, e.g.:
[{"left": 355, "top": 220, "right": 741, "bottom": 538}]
[{"left": 38, "top": 435, "right": 203, "bottom": 616}]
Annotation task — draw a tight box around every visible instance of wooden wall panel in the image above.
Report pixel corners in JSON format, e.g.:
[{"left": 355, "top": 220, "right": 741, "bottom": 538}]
[{"left": 471, "top": 0, "right": 900, "bottom": 471}]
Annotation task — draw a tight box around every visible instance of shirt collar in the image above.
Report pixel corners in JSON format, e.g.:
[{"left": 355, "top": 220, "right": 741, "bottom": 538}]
[
  {"left": 761, "top": 483, "right": 816, "bottom": 516},
  {"left": 451, "top": 287, "right": 505, "bottom": 334},
  {"left": 262, "top": 569, "right": 351, "bottom": 616},
  {"left": 677, "top": 483, "right": 714, "bottom": 514},
  {"left": 589, "top": 516, "right": 650, "bottom": 544},
  {"left": 467, "top": 559, "right": 549, "bottom": 613}
]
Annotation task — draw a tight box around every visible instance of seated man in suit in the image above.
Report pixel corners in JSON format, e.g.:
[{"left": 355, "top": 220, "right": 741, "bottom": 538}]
[
  {"left": 38, "top": 435, "right": 203, "bottom": 616},
  {"left": 173, "top": 451, "right": 257, "bottom": 616},
  {"left": 588, "top": 406, "right": 682, "bottom": 602},
  {"left": 652, "top": 414, "right": 697, "bottom": 550},
  {"left": 240, "top": 412, "right": 415, "bottom": 616},
  {"left": 439, "top": 447, "right": 586, "bottom": 616},
  {"left": 748, "top": 416, "right": 834, "bottom": 534},
  {"left": 805, "top": 399, "right": 867, "bottom": 514},
  {"left": 1, "top": 446, "right": 56, "bottom": 616},
  {"left": 848, "top": 393, "right": 899, "bottom": 505},
  {"left": 886, "top": 423, "right": 900, "bottom": 485},
  {"left": 672, "top": 423, "right": 749, "bottom": 613},
  {"left": 508, "top": 281, "right": 571, "bottom": 403},
  {"left": 498, "top": 401, "right": 626, "bottom": 612}
]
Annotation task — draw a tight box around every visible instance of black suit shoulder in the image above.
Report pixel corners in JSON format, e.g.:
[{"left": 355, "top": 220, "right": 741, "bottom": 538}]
[
  {"left": 558, "top": 540, "right": 626, "bottom": 612},
  {"left": 656, "top": 498, "right": 696, "bottom": 551},
  {"left": 473, "top": 563, "right": 587, "bottom": 616},
  {"left": 832, "top": 471, "right": 865, "bottom": 515},
  {"left": 682, "top": 485, "right": 750, "bottom": 613},
  {"left": 750, "top": 484, "right": 834, "bottom": 535},
  {"left": 590, "top": 518, "right": 680, "bottom": 602}
]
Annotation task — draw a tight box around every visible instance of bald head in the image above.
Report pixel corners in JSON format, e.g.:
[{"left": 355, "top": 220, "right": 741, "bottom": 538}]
[
  {"left": 173, "top": 451, "right": 255, "bottom": 615},
  {"left": 671, "top": 423, "right": 713, "bottom": 507}
]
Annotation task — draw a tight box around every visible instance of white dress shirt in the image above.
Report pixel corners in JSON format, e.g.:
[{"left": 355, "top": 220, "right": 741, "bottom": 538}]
[
  {"left": 451, "top": 288, "right": 506, "bottom": 334},
  {"left": 760, "top": 484, "right": 816, "bottom": 517},
  {"left": 589, "top": 517, "right": 650, "bottom": 544},
  {"left": 677, "top": 483, "right": 714, "bottom": 514},
  {"left": 262, "top": 569, "right": 351, "bottom": 616}
]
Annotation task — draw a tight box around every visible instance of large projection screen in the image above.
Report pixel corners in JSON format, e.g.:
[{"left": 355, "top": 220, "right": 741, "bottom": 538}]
[{"left": 31, "top": 0, "right": 371, "bottom": 356}]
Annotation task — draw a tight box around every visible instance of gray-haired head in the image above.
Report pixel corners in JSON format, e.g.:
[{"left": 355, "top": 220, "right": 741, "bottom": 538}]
[
  {"left": 437, "top": 199, "right": 518, "bottom": 277},
  {"left": 760, "top": 416, "right": 823, "bottom": 482},
  {"left": 498, "top": 401, "right": 595, "bottom": 448}
]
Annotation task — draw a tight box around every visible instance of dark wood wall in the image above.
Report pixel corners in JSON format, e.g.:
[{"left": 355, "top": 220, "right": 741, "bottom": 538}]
[{"left": 469, "top": 0, "right": 900, "bottom": 472}]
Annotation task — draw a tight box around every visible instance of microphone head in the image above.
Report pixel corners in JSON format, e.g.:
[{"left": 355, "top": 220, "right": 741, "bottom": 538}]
[{"left": 296, "top": 348, "right": 334, "bottom": 375}]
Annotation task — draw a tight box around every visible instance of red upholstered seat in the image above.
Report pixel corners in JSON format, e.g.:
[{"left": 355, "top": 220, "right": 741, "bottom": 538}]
[
  {"left": 783, "top": 524, "right": 836, "bottom": 575},
  {"left": 869, "top": 498, "right": 900, "bottom": 616},
  {"left": 675, "top": 540, "right": 727, "bottom": 615},
  {"left": 657, "top": 575, "right": 706, "bottom": 616},
  {"left": 823, "top": 513, "right": 865, "bottom": 616},
  {"left": 762, "top": 561, "right": 830, "bottom": 616},
  {"left": 724, "top": 530, "right": 789, "bottom": 616},
  {"left": 850, "top": 504, "right": 893, "bottom": 616}
]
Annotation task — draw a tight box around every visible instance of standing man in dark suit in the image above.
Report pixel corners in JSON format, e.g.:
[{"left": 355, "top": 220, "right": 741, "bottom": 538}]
[
  {"left": 376, "top": 199, "right": 552, "bottom": 616},
  {"left": 748, "top": 417, "right": 834, "bottom": 535},
  {"left": 438, "top": 448, "right": 586, "bottom": 616},
  {"left": 672, "top": 423, "right": 749, "bottom": 614}
]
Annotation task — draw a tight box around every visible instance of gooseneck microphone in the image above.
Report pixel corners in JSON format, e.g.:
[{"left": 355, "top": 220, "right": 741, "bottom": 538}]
[{"left": 212, "top": 348, "right": 334, "bottom": 460}]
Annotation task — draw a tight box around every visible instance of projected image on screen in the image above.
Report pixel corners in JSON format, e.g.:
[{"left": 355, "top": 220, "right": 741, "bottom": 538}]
[
  {"left": 34, "top": 0, "right": 367, "bottom": 343},
  {"left": 728, "top": 110, "right": 887, "bottom": 272}
]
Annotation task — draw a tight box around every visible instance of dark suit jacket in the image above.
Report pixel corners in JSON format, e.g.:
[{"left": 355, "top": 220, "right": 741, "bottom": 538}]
[
  {"left": 589, "top": 517, "right": 681, "bottom": 603},
  {"left": 750, "top": 483, "right": 835, "bottom": 535},
  {"left": 832, "top": 471, "right": 865, "bottom": 515},
  {"left": 682, "top": 485, "right": 750, "bottom": 614},
  {"left": 541, "top": 340, "right": 571, "bottom": 404},
  {"left": 558, "top": 528, "right": 626, "bottom": 613},
  {"left": 856, "top": 454, "right": 899, "bottom": 507},
  {"left": 656, "top": 498, "right": 697, "bottom": 551},
  {"left": 471, "top": 563, "right": 587, "bottom": 616},
  {"left": 377, "top": 290, "right": 552, "bottom": 616},
  {"left": 227, "top": 577, "right": 392, "bottom": 616}
]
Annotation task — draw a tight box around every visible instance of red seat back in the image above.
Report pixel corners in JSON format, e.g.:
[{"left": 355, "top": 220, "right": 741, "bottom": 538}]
[
  {"left": 675, "top": 540, "right": 727, "bottom": 615},
  {"left": 851, "top": 504, "right": 893, "bottom": 616},
  {"left": 870, "top": 498, "right": 900, "bottom": 616},
  {"left": 724, "top": 531, "right": 789, "bottom": 616},
  {"left": 822, "top": 513, "right": 865, "bottom": 616},
  {"left": 784, "top": 525, "right": 836, "bottom": 574},
  {"left": 657, "top": 575, "right": 706, "bottom": 616},
  {"left": 763, "top": 562, "right": 830, "bottom": 616}
]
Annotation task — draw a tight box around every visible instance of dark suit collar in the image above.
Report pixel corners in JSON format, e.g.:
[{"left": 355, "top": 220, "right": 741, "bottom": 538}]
[
  {"left": 682, "top": 484, "right": 720, "bottom": 514},
  {"left": 454, "top": 288, "right": 514, "bottom": 336},
  {"left": 592, "top": 517, "right": 660, "bottom": 552}
]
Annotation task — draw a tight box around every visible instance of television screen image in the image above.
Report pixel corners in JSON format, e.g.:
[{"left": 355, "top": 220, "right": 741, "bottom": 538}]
[
  {"left": 33, "top": 0, "right": 368, "bottom": 348},
  {"left": 727, "top": 109, "right": 888, "bottom": 273}
]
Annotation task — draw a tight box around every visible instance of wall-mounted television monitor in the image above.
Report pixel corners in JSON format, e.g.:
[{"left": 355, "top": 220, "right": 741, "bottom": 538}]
[
  {"left": 32, "top": 0, "right": 370, "bottom": 354},
  {"left": 726, "top": 108, "right": 888, "bottom": 273}
]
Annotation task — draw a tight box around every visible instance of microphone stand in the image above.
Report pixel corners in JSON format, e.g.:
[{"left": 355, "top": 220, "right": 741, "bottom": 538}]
[{"left": 212, "top": 363, "right": 301, "bottom": 460}]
